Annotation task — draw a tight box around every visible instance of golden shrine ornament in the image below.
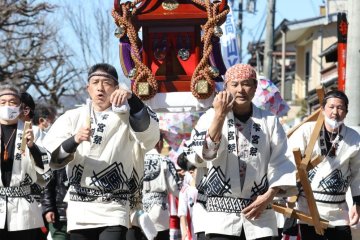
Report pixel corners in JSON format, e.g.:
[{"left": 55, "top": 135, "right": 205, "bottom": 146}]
[
  {"left": 162, "top": 0, "right": 179, "bottom": 11},
  {"left": 137, "top": 82, "right": 150, "bottom": 96},
  {"left": 196, "top": 80, "right": 209, "bottom": 94}
]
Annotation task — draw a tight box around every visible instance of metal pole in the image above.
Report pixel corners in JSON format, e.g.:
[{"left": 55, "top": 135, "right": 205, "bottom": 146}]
[
  {"left": 281, "top": 29, "right": 286, "bottom": 98},
  {"left": 263, "top": 0, "right": 276, "bottom": 80},
  {"left": 238, "top": 0, "right": 243, "bottom": 63},
  {"left": 345, "top": 0, "right": 360, "bottom": 131}
]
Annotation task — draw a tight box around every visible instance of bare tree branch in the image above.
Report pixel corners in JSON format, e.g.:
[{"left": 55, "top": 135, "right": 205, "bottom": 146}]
[{"left": 0, "top": 0, "right": 85, "bottom": 107}]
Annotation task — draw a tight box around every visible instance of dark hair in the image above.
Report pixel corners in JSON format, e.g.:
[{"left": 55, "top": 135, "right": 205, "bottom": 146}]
[
  {"left": 33, "top": 104, "right": 55, "bottom": 125},
  {"left": 177, "top": 152, "right": 196, "bottom": 171},
  {"left": 322, "top": 90, "right": 349, "bottom": 111},
  {"left": 20, "top": 92, "right": 35, "bottom": 119},
  {"left": 88, "top": 63, "right": 118, "bottom": 84}
]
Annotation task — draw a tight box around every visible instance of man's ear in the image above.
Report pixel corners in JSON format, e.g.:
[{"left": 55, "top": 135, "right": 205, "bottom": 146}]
[
  {"left": 39, "top": 117, "right": 46, "bottom": 124},
  {"left": 23, "top": 107, "right": 30, "bottom": 116}
]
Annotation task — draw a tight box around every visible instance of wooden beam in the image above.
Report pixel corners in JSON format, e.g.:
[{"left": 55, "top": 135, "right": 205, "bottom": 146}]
[
  {"left": 293, "top": 148, "right": 302, "bottom": 181},
  {"left": 287, "top": 86, "right": 325, "bottom": 138},
  {"left": 287, "top": 109, "right": 321, "bottom": 138},
  {"left": 307, "top": 155, "right": 324, "bottom": 171},
  {"left": 316, "top": 86, "right": 325, "bottom": 104},
  {"left": 272, "top": 203, "right": 328, "bottom": 229},
  {"left": 294, "top": 149, "right": 325, "bottom": 235},
  {"left": 20, "top": 121, "right": 31, "bottom": 152},
  {"left": 281, "top": 86, "right": 327, "bottom": 235},
  {"left": 300, "top": 113, "right": 324, "bottom": 170}
]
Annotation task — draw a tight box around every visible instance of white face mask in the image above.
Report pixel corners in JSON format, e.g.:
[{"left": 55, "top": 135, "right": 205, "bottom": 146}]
[
  {"left": 324, "top": 114, "right": 343, "bottom": 129},
  {"left": 0, "top": 106, "right": 20, "bottom": 121},
  {"left": 44, "top": 123, "right": 52, "bottom": 132}
]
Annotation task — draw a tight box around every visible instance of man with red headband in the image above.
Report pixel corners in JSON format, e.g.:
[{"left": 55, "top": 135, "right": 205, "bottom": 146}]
[
  {"left": 44, "top": 63, "right": 160, "bottom": 240},
  {"left": 187, "top": 64, "right": 297, "bottom": 240}
]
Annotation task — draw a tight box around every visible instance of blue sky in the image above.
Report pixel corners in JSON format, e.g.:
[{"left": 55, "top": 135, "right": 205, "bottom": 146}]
[
  {"left": 45, "top": 0, "right": 326, "bottom": 74},
  {"left": 239, "top": 0, "right": 325, "bottom": 60}
]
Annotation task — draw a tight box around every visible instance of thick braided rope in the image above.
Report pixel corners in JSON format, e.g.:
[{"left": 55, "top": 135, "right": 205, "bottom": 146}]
[
  {"left": 112, "top": 1, "right": 158, "bottom": 100},
  {"left": 112, "top": 0, "right": 228, "bottom": 100},
  {"left": 190, "top": 0, "right": 229, "bottom": 99}
]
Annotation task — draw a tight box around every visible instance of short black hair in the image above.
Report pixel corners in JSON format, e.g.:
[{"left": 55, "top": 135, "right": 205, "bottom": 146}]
[
  {"left": 33, "top": 104, "right": 55, "bottom": 125},
  {"left": 20, "top": 92, "right": 35, "bottom": 119},
  {"left": 177, "top": 152, "right": 196, "bottom": 171},
  {"left": 88, "top": 63, "right": 118, "bottom": 84},
  {"left": 322, "top": 90, "right": 349, "bottom": 111}
]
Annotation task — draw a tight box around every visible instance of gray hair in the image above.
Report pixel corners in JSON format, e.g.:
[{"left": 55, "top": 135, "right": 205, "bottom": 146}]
[{"left": 0, "top": 83, "right": 21, "bottom": 98}]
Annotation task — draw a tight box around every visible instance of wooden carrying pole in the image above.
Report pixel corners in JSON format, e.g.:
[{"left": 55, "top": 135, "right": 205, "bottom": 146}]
[
  {"left": 272, "top": 203, "right": 328, "bottom": 229},
  {"left": 273, "top": 86, "right": 328, "bottom": 235},
  {"left": 287, "top": 86, "right": 325, "bottom": 138},
  {"left": 20, "top": 121, "right": 32, "bottom": 152}
]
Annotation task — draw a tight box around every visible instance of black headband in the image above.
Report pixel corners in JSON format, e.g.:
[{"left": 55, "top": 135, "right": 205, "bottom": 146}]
[
  {"left": 323, "top": 92, "right": 349, "bottom": 109},
  {"left": 88, "top": 72, "right": 118, "bottom": 83}
]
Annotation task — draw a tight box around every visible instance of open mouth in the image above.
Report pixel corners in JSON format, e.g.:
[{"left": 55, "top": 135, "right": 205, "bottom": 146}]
[{"left": 96, "top": 94, "right": 105, "bottom": 100}]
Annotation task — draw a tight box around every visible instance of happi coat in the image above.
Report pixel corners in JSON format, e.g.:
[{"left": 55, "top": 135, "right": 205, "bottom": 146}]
[
  {"left": 289, "top": 122, "right": 360, "bottom": 226},
  {"left": 142, "top": 149, "right": 180, "bottom": 231},
  {"left": 0, "top": 120, "right": 50, "bottom": 231},
  {"left": 187, "top": 105, "right": 297, "bottom": 239},
  {"left": 44, "top": 105, "right": 159, "bottom": 232}
]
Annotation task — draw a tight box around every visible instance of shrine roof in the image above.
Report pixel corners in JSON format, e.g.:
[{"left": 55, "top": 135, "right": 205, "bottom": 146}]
[{"left": 115, "top": 0, "right": 227, "bottom": 23}]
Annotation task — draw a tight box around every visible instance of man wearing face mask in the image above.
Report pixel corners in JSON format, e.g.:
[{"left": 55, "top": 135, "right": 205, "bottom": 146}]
[
  {"left": 0, "top": 84, "right": 50, "bottom": 239},
  {"left": 288, "top": 90, "right": 360, "bottom": 240},
  {"left": 32, "top": 104, "right": 56, "bottom": 144}
]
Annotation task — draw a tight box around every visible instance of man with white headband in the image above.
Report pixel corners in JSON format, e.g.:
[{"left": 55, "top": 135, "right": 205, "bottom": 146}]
[
  {"left": 289, "top": 90, "right": 360, "bottom": 240},
  {"left": 0, "top": 83, "right": 50, "bottom": 239},
  {"left": 44, "top": 63, "right": 160, "bottom": 240},
  {"left": 187, "top": 63, "right": 297, "bottom": 239}
]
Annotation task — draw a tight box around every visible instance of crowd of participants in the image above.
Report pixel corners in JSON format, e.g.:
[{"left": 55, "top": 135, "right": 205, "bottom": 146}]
[{"left": 0, "top": 63, "right": 359, "bottom": 240}]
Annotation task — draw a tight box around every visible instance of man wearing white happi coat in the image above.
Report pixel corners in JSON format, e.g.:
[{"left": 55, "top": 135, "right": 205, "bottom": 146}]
[
  {"left": 0, "top": 84, "right": 50, "bottom": 239},
  {"left": 44, "top": 63, "right": 160, "bottom": 240},
  {"left": 289, "top": 90, "right": 360, "bottom": 240},
  {"left": 187, "top": 64, "right": 297, "bottom": 240},
  {"left": 127, "top": 134, "right": 181, "bottom": 240}
]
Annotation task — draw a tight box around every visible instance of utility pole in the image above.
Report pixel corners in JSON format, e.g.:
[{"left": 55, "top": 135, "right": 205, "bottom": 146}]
[
  {"left": 345, "top": 0, "right": 360, "bottom": 131},
  {"left": 263, "top": 0, "right": 276, "bottom": 80},
  {"left": 280, "top": 28, "right": 286, "bottom": 98},
  {"left": 238, "top": 0, "right": 243, "bottom": 63}
]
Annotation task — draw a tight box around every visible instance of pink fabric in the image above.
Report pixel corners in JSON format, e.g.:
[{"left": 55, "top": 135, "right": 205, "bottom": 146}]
[{"left": 224, "top": 63, "right": 257, "bottom": 84}]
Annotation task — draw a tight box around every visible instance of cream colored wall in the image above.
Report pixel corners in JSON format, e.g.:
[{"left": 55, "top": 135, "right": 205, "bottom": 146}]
[
  {"left": 293, "top": 22, "right": 337, "bottom": 100},
  {"left": 294, "top": 46, "right": 305, "bottom": 100},
  {"left": 309, "top": 23, "right": 337, "bottom": 91}
]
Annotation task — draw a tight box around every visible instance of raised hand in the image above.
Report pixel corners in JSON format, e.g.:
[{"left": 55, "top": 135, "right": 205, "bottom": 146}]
[
  {"left": 24, "top": 126, "right": 35, "bottom": 148},
  {"left": 213, "top": 91, "right": 234, "bottom": 117},
  {"left": 110, "top": 87, "right": 132, "bottom": 107},
  {"left": 74, "top": 126, "right": 92, "bottom": 143}
]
